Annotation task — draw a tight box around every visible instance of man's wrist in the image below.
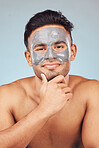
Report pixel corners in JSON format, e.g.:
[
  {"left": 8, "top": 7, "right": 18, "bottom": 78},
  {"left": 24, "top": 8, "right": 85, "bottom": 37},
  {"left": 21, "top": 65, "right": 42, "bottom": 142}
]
[{"left": 35, "top": 105, "right": 52, "bottom": 120}]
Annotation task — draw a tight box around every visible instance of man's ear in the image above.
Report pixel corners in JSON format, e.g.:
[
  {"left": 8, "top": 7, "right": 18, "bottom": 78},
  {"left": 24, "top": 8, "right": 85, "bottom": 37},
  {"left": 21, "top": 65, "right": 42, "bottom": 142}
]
[
  {"left": 70, "top": 44, "right": 77, "bottom": 61},
  {"left": 24, "top": 50, "right": 33, "bottom": 66}
]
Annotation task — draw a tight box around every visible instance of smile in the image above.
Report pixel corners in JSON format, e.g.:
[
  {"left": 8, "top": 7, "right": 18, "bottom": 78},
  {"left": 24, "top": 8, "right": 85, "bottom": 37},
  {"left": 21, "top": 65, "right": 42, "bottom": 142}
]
[{"left": 42, "top": 63, "right": 61, "bottom": 69}]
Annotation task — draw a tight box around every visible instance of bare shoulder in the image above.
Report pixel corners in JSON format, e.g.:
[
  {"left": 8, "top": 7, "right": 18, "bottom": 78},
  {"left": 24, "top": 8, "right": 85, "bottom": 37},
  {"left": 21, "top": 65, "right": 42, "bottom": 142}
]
[
  {"left": 0, "top": 79, "right": 26, "bottom": 99},
  {"left": 0, "top": 76, "right": 36, "bottom": 110},
  {"left": 70, "top": 75, "right": 99, "bottom": 104},
  {"left": 69, "top": 74, "right": 98, "bottom": 87}
]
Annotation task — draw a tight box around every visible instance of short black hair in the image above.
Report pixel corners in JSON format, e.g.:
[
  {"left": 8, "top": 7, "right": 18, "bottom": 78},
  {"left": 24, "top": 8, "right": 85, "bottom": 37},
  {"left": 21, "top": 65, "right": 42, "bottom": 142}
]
[{"left": 24, "top": 9, "right": 74, "bottom": 49}]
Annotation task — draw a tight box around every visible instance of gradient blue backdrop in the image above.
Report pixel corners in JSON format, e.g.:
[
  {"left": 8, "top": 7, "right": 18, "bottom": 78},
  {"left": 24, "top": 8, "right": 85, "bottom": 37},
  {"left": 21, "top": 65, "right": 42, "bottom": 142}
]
[{"left": 0, "top": 0, "right": 99, "bottom": 85}]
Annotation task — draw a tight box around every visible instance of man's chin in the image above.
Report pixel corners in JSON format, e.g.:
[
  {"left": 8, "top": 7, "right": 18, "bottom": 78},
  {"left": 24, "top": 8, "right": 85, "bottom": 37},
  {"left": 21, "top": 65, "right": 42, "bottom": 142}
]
[
  {"left": 42, "top": 72, "right": 59, "bottom": 81},
  {"left": 36, "top": 72, "right": 59, "bottom": 81},
  {"left": 47, "top": 75, "right": 58, "bottom": 81}
]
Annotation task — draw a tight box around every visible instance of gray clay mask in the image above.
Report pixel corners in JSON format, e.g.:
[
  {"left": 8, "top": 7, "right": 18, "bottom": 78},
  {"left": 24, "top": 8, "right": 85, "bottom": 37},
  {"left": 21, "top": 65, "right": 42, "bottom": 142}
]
[{"left": 29, "top": 26, "right": 71, "bottom": 65}]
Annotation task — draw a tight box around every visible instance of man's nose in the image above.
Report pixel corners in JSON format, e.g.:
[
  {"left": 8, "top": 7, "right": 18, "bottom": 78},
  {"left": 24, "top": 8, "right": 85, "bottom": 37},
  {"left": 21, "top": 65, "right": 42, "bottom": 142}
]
[{"left": 45, "top": 47, "right": 54, "bottom": 59}]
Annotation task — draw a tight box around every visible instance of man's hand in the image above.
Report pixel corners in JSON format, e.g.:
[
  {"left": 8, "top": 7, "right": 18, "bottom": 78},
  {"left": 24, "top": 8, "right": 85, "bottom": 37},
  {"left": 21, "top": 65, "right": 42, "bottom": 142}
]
[{"left": 39, "top": 74, "right": 72, "bottom": 116}]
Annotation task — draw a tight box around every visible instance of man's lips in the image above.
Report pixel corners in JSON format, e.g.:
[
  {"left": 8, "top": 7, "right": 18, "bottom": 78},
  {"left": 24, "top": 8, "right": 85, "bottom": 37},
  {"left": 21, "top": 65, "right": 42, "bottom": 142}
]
[{"left": 42, "top": 63, "right": 61, "bottom": 69}]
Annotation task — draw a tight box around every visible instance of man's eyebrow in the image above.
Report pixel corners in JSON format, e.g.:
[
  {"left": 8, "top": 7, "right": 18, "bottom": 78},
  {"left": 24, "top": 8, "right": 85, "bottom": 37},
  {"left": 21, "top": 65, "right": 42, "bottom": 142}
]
[
  {"left": 34, "top": 43, "right": 46, "bottom": 48},
  {"left": 54, "top": 41, "right": 66, "bottom": 45}
]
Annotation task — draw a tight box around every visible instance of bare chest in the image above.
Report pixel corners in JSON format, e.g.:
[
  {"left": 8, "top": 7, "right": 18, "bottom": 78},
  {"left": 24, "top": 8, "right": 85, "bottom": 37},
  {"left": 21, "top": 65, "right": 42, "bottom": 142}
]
[
  {"left": 27, "top": 100, "right": 85, "bottom": 148},
  {"left": 13, "top": 86, "right": 86, "bottom": 148}
]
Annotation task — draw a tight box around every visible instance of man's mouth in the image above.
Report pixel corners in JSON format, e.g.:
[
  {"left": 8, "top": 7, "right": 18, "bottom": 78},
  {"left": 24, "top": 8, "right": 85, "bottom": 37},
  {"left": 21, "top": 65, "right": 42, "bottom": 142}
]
[{"left": 42, "top": 63, "right": 61, "bottom": 69}]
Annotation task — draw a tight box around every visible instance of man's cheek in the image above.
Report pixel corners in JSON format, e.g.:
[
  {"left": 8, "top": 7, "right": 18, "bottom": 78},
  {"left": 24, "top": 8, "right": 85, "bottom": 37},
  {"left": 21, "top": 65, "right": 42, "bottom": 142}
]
[
  {"left": 31, "top": 51, "right": 45, "bottom": 65},
  {"left": 55, "top": 48, "right": 70, "bottom": 63}
]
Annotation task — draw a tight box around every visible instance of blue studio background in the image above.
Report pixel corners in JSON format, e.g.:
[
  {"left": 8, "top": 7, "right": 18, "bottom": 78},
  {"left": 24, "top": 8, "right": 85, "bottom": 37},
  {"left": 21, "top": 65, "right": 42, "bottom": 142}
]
[{"left": 0, "top": 0, "right": 99, "bottom": 85}]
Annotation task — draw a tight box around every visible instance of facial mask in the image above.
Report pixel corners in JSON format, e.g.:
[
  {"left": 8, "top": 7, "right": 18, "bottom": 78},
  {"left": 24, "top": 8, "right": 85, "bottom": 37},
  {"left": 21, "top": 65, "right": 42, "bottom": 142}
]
[{"left": 29, "top": 26, "right": 71, "bottom": 65}]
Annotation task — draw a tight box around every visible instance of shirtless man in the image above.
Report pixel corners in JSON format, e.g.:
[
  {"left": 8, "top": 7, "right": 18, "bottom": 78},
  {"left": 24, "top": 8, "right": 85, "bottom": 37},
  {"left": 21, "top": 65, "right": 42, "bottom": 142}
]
[{"left": 0, "top": 9, "right": 99, "bottom": 148}]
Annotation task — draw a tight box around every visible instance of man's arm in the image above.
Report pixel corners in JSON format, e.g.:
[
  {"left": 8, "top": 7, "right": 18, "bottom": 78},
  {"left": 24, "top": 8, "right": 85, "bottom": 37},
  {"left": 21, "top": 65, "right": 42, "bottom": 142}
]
[
  {"left": 82, "top": 80, "right": 99, "bottom": 148},
  {"left": 0, "top": 83, "right": 51, "bottom": 148},
  {"left": 0, "top": 75, "right": 72, "bottom": 148},
  {"left": 0, "top": 105, "right": 50, "bottom": 148}
]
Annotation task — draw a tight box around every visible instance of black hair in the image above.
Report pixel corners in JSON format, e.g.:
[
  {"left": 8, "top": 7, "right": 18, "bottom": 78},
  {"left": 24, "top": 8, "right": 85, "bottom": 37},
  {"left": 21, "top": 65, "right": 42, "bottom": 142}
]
[{"left": 24, "top": 9, "right": 74, "bottom": 49}]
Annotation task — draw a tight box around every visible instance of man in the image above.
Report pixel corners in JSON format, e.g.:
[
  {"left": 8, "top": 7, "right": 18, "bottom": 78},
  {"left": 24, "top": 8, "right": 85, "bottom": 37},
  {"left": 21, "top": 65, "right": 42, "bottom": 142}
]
[{"left": 0, "top": 9, "right": 99, "bottom": 148}]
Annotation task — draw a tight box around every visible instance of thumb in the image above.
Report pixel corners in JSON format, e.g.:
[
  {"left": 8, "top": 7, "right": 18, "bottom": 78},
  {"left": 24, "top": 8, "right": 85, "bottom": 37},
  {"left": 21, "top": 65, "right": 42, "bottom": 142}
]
[{"left": 41, "top": 73, "right": 47, "bottom": 83}]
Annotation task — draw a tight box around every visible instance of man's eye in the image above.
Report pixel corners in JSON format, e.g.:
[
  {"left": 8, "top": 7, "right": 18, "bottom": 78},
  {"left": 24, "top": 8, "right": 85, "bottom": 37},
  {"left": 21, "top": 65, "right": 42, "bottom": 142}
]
[
  {"left": 37, "top": 48, "right": 45, "bottom": 51},
  {"left": 54, "top": 45, "right": 65, "bottom": 51},
  {"left": 34, "top": 48, "right": 46, "bottom": 52},
  {"left": 56, "top": 45, "right": 63, "bottom": 48}
]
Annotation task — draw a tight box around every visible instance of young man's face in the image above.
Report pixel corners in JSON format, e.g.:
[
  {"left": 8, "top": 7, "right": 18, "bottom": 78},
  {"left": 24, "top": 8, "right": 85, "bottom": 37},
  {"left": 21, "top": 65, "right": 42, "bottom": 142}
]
[{"left": 27, "top": 25, "right": 73, "bottom": 81}]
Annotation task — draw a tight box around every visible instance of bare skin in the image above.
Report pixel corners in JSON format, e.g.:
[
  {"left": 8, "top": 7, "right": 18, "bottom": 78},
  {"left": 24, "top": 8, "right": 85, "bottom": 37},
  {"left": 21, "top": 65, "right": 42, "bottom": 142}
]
[
  {"left": 0, "top": 74, "right": 99, "bottom": 148},
  {"left": 0, "top": 25, "right": 99, "bottom": 148}
]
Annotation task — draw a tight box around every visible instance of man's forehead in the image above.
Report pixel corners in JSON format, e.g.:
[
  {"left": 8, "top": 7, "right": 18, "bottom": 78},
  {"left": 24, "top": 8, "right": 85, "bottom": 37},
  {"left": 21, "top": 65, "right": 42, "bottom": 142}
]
[
  {"left": 29, "top": 25, "right": 69, "bottom": 46},
  {"left": 30, "top": 24, "right": 69, "bottom": 36}
]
